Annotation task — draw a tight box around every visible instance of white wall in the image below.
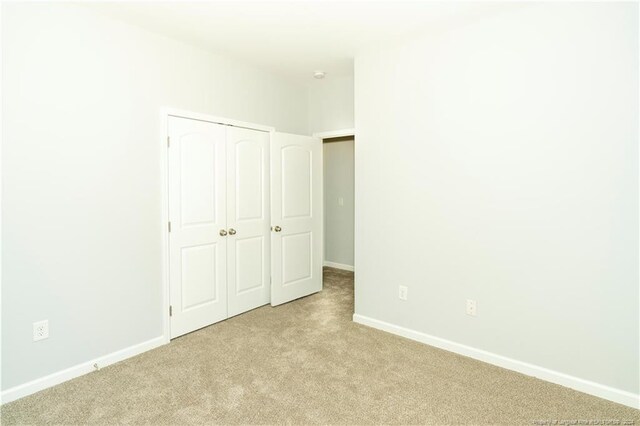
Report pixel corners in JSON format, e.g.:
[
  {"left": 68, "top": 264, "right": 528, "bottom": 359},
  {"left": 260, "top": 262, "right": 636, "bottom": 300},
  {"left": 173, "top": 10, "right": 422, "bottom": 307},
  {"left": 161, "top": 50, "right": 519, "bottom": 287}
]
[
  {"left": 354, "top": 1, "right": 638, "bottom": 399},
  {"left": 308, "top": 73, "right": 354, "bottom": 134},
  {"left": 1, "top": 3, "right": 307, "bottom": 391},
  {"left": 323, "top": 140, "right": 355, "bottom": 268}
]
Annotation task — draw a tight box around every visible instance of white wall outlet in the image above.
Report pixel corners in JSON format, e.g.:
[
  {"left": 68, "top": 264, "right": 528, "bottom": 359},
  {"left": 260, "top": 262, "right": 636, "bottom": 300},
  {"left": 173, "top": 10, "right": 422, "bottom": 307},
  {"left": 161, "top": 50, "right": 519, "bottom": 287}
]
[
  {"left": 33, "top": 320, "right": 49, "bottom": 341},
  {"left": 466, "top": 299, "right": 477, "bottom": 316},
  {"left": 398, "top": 285, "right": 408, "bottom": 301},
  {"left": 338, "top": 197, "right": 344, "bottom": 206}
]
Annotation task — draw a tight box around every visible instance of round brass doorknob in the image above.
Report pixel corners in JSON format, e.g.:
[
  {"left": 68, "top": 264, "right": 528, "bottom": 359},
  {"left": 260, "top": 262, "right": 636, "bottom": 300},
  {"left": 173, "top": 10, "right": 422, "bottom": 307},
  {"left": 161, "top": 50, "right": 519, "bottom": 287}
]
[
  {"left": 228, "top": 228, "right": 236, "bottom": 235},
  {"left": 274, "top": 226, "right": 282, "bottom": 232},
  {"left": 219, "top": 229, "right": 227, "bottom": 236}
]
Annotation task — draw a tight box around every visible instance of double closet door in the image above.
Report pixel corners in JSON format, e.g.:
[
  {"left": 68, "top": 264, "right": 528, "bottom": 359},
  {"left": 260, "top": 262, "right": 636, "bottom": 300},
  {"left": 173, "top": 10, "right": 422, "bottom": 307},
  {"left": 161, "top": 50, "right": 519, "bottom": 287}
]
[{"left": 168, "top": 116, "right": 270, "bottom": 338}]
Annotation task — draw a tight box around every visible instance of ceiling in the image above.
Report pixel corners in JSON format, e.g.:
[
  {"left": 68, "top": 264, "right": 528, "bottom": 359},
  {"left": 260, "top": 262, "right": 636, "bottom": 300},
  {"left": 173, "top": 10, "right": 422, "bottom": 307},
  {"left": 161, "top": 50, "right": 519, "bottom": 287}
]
[{"left": 88, "top": 1, "right": 515, "bottom": 86}]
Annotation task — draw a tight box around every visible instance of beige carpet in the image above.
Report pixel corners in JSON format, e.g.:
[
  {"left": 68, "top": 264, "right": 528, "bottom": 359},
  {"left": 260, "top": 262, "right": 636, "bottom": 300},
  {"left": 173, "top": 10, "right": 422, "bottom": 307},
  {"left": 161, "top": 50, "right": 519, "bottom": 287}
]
[{"left": 2, "top": 267, "right": 639, "bottom": 425}]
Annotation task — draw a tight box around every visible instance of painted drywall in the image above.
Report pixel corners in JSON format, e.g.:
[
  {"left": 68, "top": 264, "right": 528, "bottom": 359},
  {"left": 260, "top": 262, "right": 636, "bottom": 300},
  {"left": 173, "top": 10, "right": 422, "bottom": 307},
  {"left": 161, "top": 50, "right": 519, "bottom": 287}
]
[
  {"left": 354, "top": 1, "right": 638, "bottom": 396},
  {"left": 323, "top": 140, "right": 355, "bottom": 268},
  {"left": 1, "top": 3, "right": 307, "bottom": 391},
  {"left": 308, "top": 73, "right": 354, "bottom": 134}
]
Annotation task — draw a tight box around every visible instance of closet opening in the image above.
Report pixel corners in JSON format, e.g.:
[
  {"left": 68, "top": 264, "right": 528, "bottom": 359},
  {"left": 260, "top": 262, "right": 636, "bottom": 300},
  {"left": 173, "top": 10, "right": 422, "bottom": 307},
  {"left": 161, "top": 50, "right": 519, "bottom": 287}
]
[{"left": 162, "top": 109, "right": 324, "bottom": 341}]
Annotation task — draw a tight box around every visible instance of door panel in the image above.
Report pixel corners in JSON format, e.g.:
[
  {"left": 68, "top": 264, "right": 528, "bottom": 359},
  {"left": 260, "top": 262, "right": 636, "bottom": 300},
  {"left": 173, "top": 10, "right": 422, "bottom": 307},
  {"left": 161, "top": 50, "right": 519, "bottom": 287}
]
[
  {"left": 226, "top": 127, "right": 270, "bottom": 317},
  {"left": 282, "top": 147, "right": 312, "bottom": 218},
  {"left": 271, "top": 132, "right": 322, "bottom": 306},
  {"left": 282, "top": 232, "right": 312, "bottom": 285},
  {"left": 180, "top": 137, "right": 217, "bottom": 226},
  {"left": 235, "top": 236, "right": 265, "bottom": 293},
  {"left": 236, "top": 141, "right": 264, "bottom": 220},
  {"left": 169, "top": 116, "right": 227, "bottom": 338}
]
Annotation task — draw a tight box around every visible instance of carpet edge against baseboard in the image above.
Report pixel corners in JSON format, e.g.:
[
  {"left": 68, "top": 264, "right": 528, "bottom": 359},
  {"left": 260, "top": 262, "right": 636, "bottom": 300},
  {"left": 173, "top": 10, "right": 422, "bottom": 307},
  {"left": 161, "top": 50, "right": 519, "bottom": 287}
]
[
  {"left": 1, "top": 336, "right": 166, "bottom": 405},
  {"left": 4, "top": 316, "right": 637, "bottom": 410},
  {"left": 352, "top": 314, "right": 639, "bottom": 410},
  {"left": 323, "top": 261, "right": 354, "bottom": 272}
]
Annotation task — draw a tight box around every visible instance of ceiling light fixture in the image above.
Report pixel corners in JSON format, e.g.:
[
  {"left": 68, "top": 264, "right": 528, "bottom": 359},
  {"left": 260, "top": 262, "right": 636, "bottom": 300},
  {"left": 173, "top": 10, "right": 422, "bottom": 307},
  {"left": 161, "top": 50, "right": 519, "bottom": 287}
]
[{"left": 313, "top": 71, "right": 326, "bottom": 79}]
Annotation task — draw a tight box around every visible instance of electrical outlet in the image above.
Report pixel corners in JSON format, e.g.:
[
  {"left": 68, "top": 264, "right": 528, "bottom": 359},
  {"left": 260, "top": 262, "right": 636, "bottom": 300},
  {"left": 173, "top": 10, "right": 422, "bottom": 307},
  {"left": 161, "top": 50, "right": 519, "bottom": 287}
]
[
  {"left": 33, "top": 320, "right": 49, "bottom": 341},
  {"left": 398, "top": 285, "right": 408, "bottom": 301},
  {"left": 466, "top": 299, "right": 477, "bottom": 316},
  {"left": 338, "top": 197, "right": 344, "bottom": 206}
]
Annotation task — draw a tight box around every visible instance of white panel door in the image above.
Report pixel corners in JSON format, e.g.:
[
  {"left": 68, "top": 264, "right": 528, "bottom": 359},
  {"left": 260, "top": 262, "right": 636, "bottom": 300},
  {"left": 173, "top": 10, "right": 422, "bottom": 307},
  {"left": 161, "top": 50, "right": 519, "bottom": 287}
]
[
  {"left": 271, "top": 132, "right": 322, "bottom": 306},
  {"left": 168, "top": 116, "right": 227, "bottom": 338},
  {"left": 226, "top": 127, "right": 270, "bottom": 317}
]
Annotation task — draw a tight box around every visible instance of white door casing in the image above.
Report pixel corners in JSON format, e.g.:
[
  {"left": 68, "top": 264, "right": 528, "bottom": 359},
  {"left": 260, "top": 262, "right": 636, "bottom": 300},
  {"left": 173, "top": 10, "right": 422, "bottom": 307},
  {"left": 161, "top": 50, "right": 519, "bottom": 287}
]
[
  {"left": 271, "top": 132, "right": 323, "bottom": 306},
  {"left": 168, "top": 116, "right": 228, "bottom": 338},
  {"left": 226, "top": 126, "right": 271, "bottom": 317}
]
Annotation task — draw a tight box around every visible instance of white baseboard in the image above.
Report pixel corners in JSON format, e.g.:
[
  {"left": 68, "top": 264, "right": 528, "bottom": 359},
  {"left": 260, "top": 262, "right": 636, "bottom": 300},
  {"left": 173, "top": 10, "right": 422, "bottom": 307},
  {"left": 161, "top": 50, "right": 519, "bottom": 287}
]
[
  {"left": 323, "top": 261, "right": 354, "bottom": 272},
  {"left": 1, "top": 336, "right": 166, "bottom": 404},
  {"left": 352, "top": 314, "right": 639, "bottom": 409}
]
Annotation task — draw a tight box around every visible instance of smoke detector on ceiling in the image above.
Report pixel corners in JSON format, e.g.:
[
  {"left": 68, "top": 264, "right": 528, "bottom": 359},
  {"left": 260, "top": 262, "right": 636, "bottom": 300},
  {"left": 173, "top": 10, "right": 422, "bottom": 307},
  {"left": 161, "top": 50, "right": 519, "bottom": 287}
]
[{"left": 313, "top": 71, "right": 326, "bottom": 79}]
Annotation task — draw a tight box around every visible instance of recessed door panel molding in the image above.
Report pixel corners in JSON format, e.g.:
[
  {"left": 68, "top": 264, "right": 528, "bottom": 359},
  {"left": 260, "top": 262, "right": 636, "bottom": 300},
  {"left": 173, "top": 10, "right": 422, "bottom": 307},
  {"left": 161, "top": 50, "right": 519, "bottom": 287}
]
[
  {"left": 236, "top": 141, "right": 264, "bottom": 221},
  {"left": 271, "top": 132, "right": 322, "bottom": 306},
  {"left": 235, "top": 236, "right": 265, "bottom": 294},
  {"left": 282, "top": 232, "right": 312, "bottom": 286},
  {"left": 282, "top": 146, "right": 312, "bottom": 219},
  {"left": 180, "top": 133, "right": 217, "bottom": 227},
  {"left": 168, "top": 116, "right": 227, "bottom": 338},
  {"left": 181, "top": 243, "right": 218, "bottom": 310},
  {"left": 226, "top": 126, "right": 271, "bottom": 317}
]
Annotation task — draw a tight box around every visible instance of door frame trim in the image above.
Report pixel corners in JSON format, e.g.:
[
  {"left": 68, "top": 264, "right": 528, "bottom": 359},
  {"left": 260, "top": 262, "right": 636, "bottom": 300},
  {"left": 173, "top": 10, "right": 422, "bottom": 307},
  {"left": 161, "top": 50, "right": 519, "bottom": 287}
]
[
  {"left": 160, "top": 107, "right": 275, "bottom": 343},
  {"left": 312, "top": 128, "right": 355, "bottom": 140}
]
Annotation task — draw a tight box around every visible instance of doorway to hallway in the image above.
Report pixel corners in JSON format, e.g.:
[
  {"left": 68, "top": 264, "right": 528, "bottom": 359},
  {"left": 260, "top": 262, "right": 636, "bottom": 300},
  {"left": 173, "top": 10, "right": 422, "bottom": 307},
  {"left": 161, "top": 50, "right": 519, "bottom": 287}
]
[{"left": 321, "top": 134, "right": 354, "bottom": 273}]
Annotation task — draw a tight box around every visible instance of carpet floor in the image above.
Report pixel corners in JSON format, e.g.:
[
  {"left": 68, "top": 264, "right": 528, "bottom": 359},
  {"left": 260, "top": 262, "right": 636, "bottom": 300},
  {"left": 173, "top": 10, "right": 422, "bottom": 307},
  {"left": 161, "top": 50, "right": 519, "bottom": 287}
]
[{"left": 2, "top": 267, "right": 639, "bottom": 425}]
